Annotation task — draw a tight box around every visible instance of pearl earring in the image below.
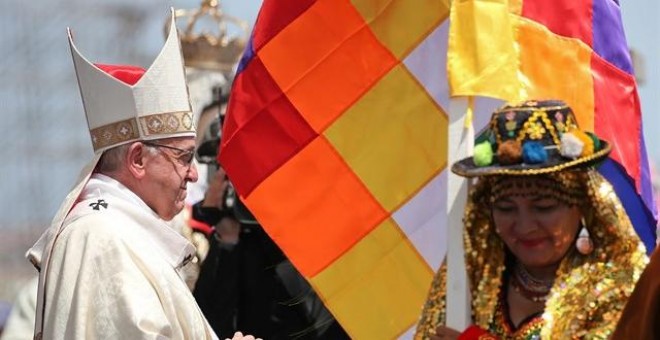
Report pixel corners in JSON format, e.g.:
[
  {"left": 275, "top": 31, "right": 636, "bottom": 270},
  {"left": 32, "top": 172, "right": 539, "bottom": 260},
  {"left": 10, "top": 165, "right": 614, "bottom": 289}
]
[{"left": 576, "top": 219, "right": 593, "bottom": 255}]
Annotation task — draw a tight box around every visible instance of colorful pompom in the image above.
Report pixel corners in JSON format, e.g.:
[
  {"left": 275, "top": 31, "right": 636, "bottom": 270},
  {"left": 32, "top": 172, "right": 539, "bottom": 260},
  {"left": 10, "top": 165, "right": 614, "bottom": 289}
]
[
  {"left": 572, "top": 130, "right": 594, "bottom": 156},
  {"left": 473, "top": 141, "right": 494, "bottom": 167},
  {"left": 560, "top": 132, "right": 584, "bottom": 159},
  {"left": 497, "top": 140, "right": 522, "bottom": 165},
  {"left": 522, "top": 141, "right": 548, "bottom": 164},
  {"left": 586, "top": 132, "right": 601, "bottom": 151}
]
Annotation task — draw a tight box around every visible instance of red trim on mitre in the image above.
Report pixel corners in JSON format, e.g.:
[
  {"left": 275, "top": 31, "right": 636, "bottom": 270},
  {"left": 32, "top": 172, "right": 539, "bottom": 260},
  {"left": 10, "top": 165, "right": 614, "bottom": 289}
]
[{"left": 95, "top": 64, "right": 146, "bottom": 85}]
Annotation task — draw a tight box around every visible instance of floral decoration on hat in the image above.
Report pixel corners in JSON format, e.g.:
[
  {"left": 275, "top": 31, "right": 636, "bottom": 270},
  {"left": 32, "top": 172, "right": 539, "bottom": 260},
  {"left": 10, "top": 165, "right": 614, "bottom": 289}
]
[{"left": 452, "top": 99, "right": 610, "bottom": 177}]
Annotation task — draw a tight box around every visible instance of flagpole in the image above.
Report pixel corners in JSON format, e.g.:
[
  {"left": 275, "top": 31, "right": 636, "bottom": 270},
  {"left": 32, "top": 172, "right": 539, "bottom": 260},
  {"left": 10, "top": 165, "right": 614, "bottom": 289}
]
[{"left": 445, "top": 96, "right": 472, "bottom": 330}]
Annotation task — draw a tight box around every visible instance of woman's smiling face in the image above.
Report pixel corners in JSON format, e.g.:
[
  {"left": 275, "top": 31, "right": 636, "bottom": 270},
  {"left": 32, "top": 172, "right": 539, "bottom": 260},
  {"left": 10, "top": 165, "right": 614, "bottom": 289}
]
[{"left": 491, "top": 183, "right": 582, "bottom": 269}]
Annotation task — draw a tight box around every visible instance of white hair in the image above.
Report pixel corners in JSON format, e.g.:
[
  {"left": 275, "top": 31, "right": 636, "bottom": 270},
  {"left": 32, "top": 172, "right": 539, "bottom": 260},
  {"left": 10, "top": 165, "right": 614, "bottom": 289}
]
[{"left": 96, "top": 142, "right": 158, "bottom": 174}]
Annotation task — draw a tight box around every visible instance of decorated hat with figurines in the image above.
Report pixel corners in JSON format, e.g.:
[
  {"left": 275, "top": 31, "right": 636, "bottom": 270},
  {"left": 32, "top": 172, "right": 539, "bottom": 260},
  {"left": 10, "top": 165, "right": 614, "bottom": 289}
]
[{"left": 451, "top": 99, "right": 611, "bottom": 177}]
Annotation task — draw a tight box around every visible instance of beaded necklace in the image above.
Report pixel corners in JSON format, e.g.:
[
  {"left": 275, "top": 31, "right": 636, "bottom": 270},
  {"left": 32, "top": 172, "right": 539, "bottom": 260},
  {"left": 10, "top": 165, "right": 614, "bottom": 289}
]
[{"left": 511, "top": 261, "right": 553, "bottom": 303}]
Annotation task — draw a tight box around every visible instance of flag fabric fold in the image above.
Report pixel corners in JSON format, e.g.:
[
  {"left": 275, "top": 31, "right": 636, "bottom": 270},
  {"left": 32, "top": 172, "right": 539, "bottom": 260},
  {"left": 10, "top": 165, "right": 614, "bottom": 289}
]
[
  {"left": 447, "top": 0, "right": 657, "bottom": 253},
  {"left": 221, "top": 0, "right": 453, "bottom": 338}
]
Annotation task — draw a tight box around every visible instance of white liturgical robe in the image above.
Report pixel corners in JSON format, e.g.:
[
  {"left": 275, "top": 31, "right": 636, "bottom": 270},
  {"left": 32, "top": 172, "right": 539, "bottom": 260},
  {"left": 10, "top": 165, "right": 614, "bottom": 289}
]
[{"left": 27, "top": 174, "right": 218, "bottom": 339}]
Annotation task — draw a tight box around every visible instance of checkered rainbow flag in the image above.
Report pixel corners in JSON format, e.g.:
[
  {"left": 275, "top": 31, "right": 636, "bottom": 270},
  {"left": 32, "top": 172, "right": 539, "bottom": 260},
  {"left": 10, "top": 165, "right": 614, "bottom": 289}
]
[{"left": 220, "top": 0, "right": 657, "bottom": 338}]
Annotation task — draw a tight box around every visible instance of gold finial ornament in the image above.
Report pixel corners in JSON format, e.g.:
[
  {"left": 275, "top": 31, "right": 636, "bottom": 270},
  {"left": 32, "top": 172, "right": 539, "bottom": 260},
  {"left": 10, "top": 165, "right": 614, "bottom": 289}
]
[{"left": 167, "top": 0, "right": 249, "bottom": 73}]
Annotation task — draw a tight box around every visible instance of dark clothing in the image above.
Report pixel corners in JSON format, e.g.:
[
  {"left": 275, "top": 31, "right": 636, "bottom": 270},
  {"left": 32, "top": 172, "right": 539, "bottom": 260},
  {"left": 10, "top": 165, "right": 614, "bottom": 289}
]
[
  {"left": 611, "top": 246, "right": 660, "bottom": 339},
  {"left": 193, "top": 224, "right": 349, "bottom": 340}
]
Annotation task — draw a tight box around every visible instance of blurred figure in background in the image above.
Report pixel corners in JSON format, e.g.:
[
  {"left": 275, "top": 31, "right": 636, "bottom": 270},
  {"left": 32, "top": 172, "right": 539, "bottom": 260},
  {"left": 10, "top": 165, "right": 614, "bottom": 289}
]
[
  {"left": 0, "top": 301, "right": 12, "bottom": 338},
  {"left": 611, "top": 244, "right": 660, "bottom": 339},
  {"left": 168, "top": 74, "right": 229, "bottom": 289},
  {"left": 611, "top": 159, "right": 660, "bottom": 339},
  {"left": 166, "top": 0, "right": 246, "bottom": 289},
  {"left": 0, "top": 277, "right": 37, "bottom": 340}
]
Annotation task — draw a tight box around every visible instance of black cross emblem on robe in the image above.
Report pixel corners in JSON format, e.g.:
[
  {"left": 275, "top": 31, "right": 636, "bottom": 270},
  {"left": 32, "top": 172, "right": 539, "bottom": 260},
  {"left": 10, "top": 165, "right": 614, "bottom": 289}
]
[{"left": 89, "top": 199, "right": 108, "bottom": 210}]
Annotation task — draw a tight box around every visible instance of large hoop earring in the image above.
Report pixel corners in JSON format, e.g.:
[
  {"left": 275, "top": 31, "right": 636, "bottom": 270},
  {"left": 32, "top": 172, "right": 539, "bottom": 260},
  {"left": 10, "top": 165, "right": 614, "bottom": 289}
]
[{"left": 576, "top": 218, "right": 593, "bottom": 255}]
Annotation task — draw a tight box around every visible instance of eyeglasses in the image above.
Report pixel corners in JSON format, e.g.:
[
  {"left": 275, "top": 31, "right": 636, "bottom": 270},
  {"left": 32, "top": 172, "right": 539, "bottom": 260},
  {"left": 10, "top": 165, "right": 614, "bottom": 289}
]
[{"left": 142, "top": 141, "right": 195, "bottom": 166}]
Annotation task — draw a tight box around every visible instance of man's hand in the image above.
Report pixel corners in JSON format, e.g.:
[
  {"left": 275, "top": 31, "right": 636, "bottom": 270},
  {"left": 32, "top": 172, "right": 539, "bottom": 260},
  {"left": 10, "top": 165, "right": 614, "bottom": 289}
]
[
  {"left": 430, "top": 325, "right": 461, "bottom": 340},
  {"left": 216, "top": 216, "right": 240, "bottom": 244},
  {"left": 226, "top": 331, "right": 262, "bottom": 340},
  {"left": 202, "top": 167, "right": 229, "bottom": 209}
]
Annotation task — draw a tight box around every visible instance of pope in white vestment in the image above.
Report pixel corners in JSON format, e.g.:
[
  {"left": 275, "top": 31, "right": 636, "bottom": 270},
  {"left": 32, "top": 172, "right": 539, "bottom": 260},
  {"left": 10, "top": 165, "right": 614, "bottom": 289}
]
[
  {"left": 32, "top": 175, "right": 217, "bottom": 339},
  {"left": 25, "top": 9, "right": 223, "bottom": 340}
]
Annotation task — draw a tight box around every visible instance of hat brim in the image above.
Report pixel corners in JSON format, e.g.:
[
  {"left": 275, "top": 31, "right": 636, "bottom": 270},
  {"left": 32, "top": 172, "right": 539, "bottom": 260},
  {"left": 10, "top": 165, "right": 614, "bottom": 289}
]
[{"left": 451, "top": 141, "right": 611, "bottom": 177}]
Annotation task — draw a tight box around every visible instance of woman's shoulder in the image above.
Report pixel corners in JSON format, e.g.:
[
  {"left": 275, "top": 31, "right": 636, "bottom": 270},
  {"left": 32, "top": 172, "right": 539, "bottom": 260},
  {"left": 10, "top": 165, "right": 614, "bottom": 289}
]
[
  {"left": 541, "top": 254, "right": 648, "bottom": 338},
  {"left": 558, "top": 254, "right": 646, "bottom": 303}
]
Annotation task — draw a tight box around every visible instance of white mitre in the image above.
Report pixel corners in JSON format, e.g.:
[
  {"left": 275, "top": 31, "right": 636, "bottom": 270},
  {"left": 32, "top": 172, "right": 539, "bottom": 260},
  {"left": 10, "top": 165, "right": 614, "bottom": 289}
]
[{"left": 71, "top": 13, "right": 195, "bottom": 153}]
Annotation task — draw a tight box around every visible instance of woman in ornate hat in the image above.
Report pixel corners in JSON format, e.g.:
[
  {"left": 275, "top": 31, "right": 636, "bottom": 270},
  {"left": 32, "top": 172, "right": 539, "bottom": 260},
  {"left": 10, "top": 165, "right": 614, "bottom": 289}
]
[{"left": 415, "top": 100, "right": 648, "bottom": 339}]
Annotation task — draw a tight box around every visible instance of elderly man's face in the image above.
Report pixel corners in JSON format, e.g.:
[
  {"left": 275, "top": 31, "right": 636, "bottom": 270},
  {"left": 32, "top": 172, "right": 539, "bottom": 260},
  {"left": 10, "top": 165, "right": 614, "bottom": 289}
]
[{"left": 142, "top": 137, "right": 198, "bottom": 220}]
